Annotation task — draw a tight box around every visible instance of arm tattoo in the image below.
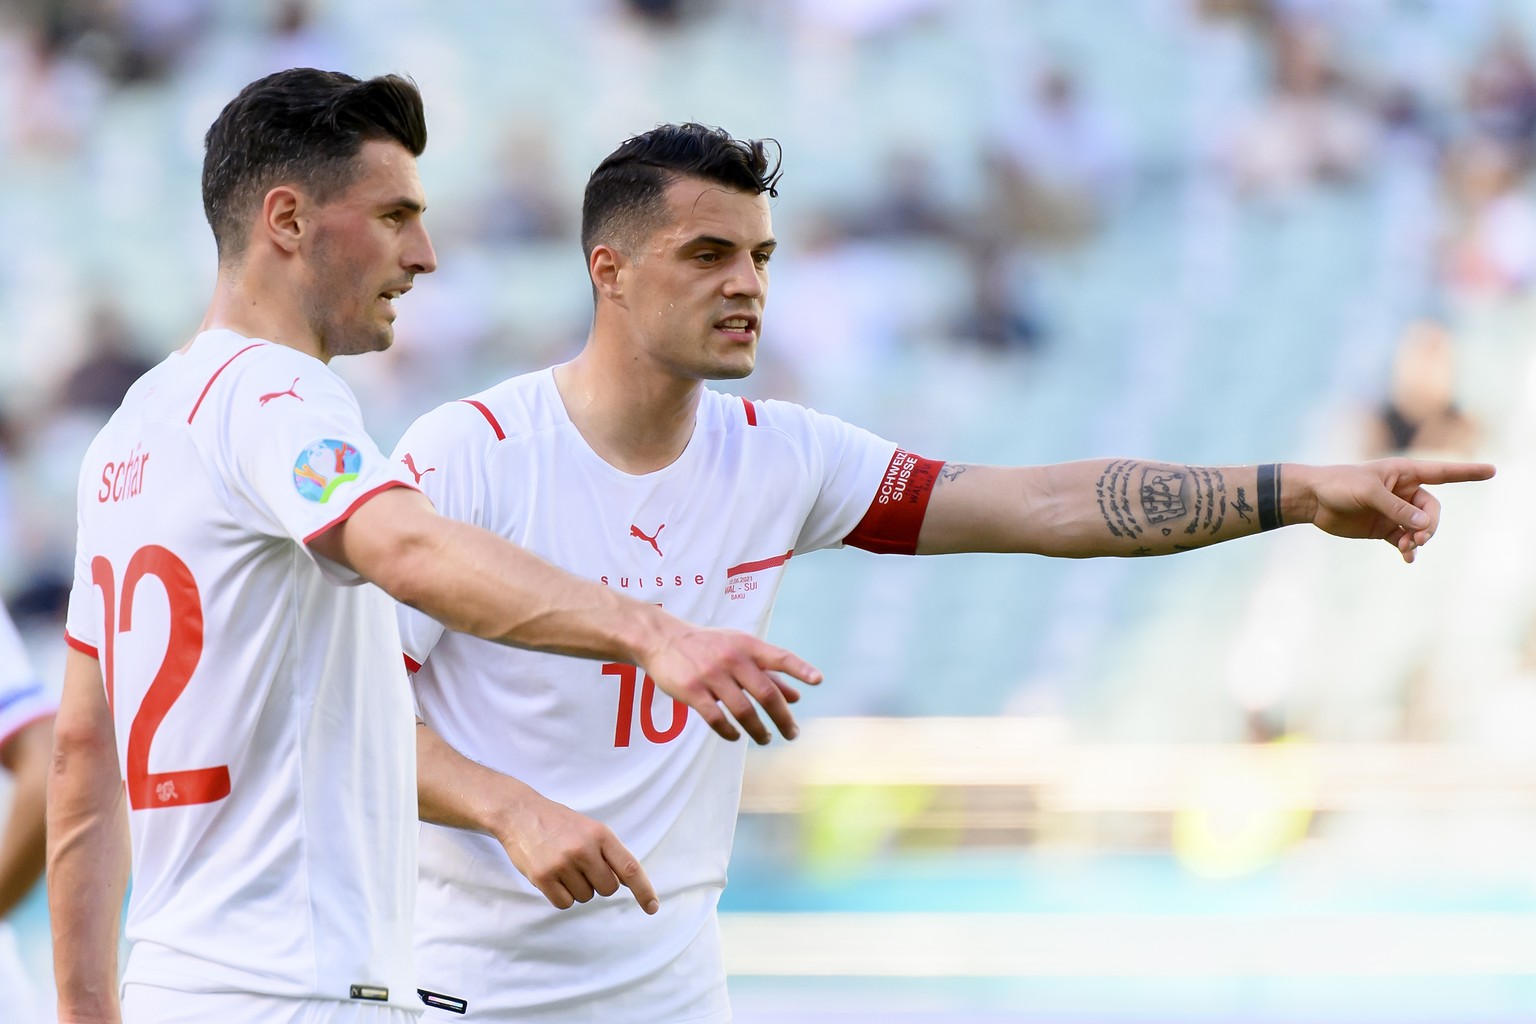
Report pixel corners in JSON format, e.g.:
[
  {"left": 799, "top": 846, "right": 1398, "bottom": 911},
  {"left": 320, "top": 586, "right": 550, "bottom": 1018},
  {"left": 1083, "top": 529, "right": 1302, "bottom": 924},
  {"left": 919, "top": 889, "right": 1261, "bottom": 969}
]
[
  {"left": 1100, "top": 461, "right": 1233, "bottom": 547},
  {"left": 938, "top": 463, "right": 970, "bottom": 485},
  {"left": 1095, "top": 459, "right": 1145, "bottom": 539},
  {"left": 1232, "top": 486, "right": 1254, "bottom": 524}
]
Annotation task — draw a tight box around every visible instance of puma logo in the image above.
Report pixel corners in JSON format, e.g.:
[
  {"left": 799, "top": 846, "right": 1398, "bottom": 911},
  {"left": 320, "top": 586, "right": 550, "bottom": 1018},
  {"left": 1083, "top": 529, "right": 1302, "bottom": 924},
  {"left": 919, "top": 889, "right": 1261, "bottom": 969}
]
[
  {"left": 401, "top": 453, "right": 435, "bottom": 484},
  {"left": 630, "top": 523, "right": 664, "bottom": 557},
  {"left": 259, "top": 378, "right": 303, "bottom": 406}
]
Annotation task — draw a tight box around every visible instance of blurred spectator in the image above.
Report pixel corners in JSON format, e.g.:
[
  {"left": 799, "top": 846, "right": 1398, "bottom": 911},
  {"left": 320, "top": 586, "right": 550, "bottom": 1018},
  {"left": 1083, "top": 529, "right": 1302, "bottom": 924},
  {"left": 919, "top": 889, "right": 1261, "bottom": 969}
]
[
  {"left": 474, "top": 126, "right": 572, "bottom": 245},
  {"left": 949, "top": 241, "right": 1046, "bottom": 354},
  {"left": 1225, "top": 17, "right": 1378, "bottom": 197},
  {"left": 1439, "top": 133, "right": 1536, "bottom": 300},
  {"left": 0, "top": 16, "right": 103, "bottom": 160},
  {"left": 261, "top": 0, "right": 344, "bottom": 76},
  {"left": 1363, "top": 318, "right": 1478, "bottom": 458},
  {"left": 1463, "top": 26, "right": 1536, "bottom": 151},
  {"left": 56, "top": 300, "right": 154, "bottom": 417},
  {"left": 104, "top": 0, "right": 214, "bottom": 84},
  {"left": 765, "top": 212, "right": 908, "bottom": 401},
  {"left": 844, "top": 147, "right": 966, "bottom": 243},
  {"left": 988, "top": 67, "right": 1128, "bottom": 246}
]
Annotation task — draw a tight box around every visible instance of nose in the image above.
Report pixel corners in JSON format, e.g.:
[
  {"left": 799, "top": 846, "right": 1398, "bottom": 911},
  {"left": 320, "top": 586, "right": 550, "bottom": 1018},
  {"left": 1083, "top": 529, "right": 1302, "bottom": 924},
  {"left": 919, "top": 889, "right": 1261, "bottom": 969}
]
[
  {"left": 405, "top": 222, "right": 438, "bottom": 275},
  {"left": 722, "top": 251, "right": 764, "bottom": 299}
]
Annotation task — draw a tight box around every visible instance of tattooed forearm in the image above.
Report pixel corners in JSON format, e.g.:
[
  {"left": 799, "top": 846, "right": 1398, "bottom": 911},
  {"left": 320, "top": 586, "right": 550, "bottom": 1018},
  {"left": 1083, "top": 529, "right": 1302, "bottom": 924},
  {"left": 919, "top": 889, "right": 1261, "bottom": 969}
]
[
  {"left": 1184, "top": 468, "right": 1226, "bottom": 536},
  {"left": 1099, "top": 461, "right": 1244, "bottom": 552},
  {"left": 1232, "top": 486, "right": 1254, "bottom": 524},
  {"left": 939, "top": 463, "right": 970, "bottom": 485},
  {"left": 1096, "top": 459, "right": 1146, "bottom": 539},
  {"left": 1139, "top": 466, "right": 1188, "bottom": 536}
]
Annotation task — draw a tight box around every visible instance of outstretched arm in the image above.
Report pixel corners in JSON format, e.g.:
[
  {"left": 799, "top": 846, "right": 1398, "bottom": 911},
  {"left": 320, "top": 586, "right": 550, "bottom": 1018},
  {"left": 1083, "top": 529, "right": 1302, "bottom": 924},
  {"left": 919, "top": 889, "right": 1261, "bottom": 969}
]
[
  {"left": 312, "top": 487, "right": 820, "bottom": 743},
  {"left": 0, "top": 714, "right": 52, "bottom": 920},
  {"left": 416, "top": 720, "right": 658, "bottom": 915},
  {"left": 917, "top": 458, "right": 1495, "bottom": 562},
  {"left": 48, "top": 648, "right": 129, "bottom": 1024}
]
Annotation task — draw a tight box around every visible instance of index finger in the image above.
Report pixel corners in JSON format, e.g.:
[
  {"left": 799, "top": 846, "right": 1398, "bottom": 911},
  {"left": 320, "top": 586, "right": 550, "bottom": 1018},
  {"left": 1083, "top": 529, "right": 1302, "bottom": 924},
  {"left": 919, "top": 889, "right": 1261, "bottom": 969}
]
[
  {"left": 603, "top": 837, "right": 659, "bottom": 915},
  {"left": 1397, "top": 460, "right": 1496, "bottom": 485}
]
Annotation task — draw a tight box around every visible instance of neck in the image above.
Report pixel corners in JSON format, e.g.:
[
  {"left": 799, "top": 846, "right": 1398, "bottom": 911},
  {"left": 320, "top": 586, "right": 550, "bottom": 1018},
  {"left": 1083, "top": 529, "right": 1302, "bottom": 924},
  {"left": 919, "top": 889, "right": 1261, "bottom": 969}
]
[
  {"left": 197, "top": 264, "right": 324, "bottom": 361},
  {"left": 553, "top": 338, "right": 704, "bottom": 476}
]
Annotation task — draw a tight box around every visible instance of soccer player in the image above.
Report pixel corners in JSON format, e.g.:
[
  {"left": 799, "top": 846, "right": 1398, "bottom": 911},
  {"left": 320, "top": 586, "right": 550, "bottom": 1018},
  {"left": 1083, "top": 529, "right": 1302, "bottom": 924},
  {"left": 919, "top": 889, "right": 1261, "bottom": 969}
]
[
  {"left": 48, "top": 80, "right": 818, "bottom": 1024},
  {"left": 0, "top": 601, "right": 55, "bottom": 1023},
  {"left": 394, "top": 123, "right": 1496, "bottom": 1022}
]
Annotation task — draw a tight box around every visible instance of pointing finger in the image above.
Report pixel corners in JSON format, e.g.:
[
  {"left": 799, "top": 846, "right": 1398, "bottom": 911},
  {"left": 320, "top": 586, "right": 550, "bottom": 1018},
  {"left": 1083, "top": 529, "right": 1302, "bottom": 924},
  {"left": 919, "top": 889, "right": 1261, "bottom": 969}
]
[
  {"left": 604, "top": 837, "right": 659, "bottom": 915},
  {"left": 1396, "top": 460, "right": 1496, "bottom": 485}
]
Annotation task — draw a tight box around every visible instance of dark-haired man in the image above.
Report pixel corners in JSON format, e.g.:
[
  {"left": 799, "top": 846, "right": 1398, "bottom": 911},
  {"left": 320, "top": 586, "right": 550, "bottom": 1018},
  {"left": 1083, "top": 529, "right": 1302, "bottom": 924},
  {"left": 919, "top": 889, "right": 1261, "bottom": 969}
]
[
  {"left": 49, "top": 78, "right": 818, "bottom": 1024},
  {"left": 395, "top": 122, "right": 1494, "bottom": 1023}
]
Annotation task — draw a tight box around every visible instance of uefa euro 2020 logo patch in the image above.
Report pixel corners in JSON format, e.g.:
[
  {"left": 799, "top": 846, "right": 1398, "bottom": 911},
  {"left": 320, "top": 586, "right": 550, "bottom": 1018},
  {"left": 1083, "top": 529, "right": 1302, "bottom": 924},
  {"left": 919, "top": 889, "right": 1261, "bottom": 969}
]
[{"left": 293, "top": 439, "right": 362, "bottom": 503}]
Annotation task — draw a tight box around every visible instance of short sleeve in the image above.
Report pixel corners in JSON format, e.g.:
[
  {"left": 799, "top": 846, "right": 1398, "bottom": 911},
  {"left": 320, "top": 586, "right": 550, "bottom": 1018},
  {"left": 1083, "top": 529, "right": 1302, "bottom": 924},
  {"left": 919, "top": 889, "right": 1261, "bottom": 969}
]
[
  {"left": 389, "top": 402, "right": 490, "bottom": 669},
  {"left": 215, "top": 353, "right": 415, "bottom": 584},
  {"left": 753, "top": 400, "right": 900, "bottom": 555},
  {"left": 65, "top": 488, "right": 101, "bottom": 659}
]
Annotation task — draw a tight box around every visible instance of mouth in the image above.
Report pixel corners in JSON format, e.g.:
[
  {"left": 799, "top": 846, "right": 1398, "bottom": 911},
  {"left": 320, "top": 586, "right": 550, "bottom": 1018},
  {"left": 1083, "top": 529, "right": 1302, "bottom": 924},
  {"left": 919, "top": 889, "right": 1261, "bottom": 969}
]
[
  {"left": 714, "top": 314, "right": 759, "bottom": 342},
  {"left": 378, "top": 283, "right": 412, "bottom": 319}
]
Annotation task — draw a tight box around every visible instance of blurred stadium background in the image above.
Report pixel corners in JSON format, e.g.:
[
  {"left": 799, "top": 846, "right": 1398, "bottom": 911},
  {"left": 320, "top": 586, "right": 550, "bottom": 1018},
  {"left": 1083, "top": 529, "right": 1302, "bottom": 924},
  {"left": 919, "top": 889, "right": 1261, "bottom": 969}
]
[{"left": 4, "top": 0, "right": 1536, "bottom": 1020}]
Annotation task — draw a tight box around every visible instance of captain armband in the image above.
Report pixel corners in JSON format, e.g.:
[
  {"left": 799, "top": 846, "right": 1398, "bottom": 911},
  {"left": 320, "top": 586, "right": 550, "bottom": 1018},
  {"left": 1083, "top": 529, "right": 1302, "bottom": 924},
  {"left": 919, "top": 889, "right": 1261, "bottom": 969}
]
[{"left": 843, "top": 450, "right": 945, "bottom": 555}]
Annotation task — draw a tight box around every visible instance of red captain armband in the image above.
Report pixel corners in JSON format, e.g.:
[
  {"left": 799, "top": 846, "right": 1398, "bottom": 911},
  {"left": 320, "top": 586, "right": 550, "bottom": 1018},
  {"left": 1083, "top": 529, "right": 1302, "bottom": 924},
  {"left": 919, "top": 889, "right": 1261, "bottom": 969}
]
[{"left": 843, "top": 450, "right": 944, "bottom": 555}]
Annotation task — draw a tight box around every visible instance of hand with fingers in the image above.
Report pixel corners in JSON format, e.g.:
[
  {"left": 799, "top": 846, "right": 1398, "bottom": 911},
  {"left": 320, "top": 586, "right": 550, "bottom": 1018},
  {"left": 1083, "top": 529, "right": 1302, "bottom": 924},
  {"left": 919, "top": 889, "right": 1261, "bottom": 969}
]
[
  {"left": 494, "top": 785, "right": 660, "bottom": 916},
  {"left": 1297, "top": 458, "right": 1496, "bottom": 562},
  {"left": 639, "top": 626, "right": 823, "bottom": 744}
]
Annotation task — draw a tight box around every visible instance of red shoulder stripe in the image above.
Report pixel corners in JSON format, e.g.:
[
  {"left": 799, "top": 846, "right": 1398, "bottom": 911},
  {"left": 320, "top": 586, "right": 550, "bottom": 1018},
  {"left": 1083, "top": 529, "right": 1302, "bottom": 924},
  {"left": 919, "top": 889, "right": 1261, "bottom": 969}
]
[
  {"left": 188, "top": 343, "right": 265, "bottom": 424},
  {"left": 726, "top": 550, "right": 792, "bottom": 578},
  {"left": 461, "top": 399, "right": 506, "bottom": 440}
]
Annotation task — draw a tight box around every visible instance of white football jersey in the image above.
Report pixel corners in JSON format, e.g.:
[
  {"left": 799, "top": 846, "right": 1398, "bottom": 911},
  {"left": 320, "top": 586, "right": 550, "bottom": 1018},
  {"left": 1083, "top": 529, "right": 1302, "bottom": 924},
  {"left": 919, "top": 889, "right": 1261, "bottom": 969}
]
[
  {"left": 64, "top": 330, "right": 421, "bottom": 1011},
  {"left": 0, "top": 601, "right": 54, "bottom": 751},
  {"left": 395, "top": 369, "right": 899, "bottom": 1022}
]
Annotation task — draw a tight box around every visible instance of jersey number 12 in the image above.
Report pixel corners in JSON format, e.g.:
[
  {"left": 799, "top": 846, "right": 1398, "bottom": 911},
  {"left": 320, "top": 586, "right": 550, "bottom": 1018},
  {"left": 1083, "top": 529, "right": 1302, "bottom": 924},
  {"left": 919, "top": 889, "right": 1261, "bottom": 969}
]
[{"left": 92, "top": 546, "right": 231, "bottom": 810}]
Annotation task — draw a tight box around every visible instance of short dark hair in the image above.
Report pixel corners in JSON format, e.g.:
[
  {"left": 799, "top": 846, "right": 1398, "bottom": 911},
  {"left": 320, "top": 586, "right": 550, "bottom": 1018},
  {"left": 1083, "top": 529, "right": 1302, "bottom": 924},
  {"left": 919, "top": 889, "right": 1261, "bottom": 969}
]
[
  {"left": 580, "top": 122, "right": 782, "bottom": 259},
  {"left": 202, "top": 68, "right": 427, "bottom": 261}
]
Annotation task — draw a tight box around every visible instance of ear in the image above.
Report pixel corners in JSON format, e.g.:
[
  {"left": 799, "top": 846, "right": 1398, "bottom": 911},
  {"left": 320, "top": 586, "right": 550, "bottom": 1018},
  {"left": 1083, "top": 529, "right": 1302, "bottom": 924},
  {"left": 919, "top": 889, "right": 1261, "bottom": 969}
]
[
  {"left": 260, "top": 185, "right": 305, "bottom": 255},
  {"left": 589, "top": 244, "right": 626, "bottom": 303}
]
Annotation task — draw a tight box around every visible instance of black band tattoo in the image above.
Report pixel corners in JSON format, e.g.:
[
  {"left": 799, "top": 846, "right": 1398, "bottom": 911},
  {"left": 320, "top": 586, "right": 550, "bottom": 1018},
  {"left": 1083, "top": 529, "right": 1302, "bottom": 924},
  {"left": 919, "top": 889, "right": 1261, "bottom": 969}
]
[{"left": 1257, "top": 463, "right": 1282, "bottom": 531}]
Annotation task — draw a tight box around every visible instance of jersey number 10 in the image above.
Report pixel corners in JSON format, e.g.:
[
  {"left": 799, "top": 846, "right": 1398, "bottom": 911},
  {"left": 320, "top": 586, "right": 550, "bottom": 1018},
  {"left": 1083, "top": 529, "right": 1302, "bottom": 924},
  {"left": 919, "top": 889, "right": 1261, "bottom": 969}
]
[
  {"left": 601, "top": 663, "right": 687, "bottom": 747},
  {"left": 91, "top": 546, "right": 231, "bottom": 810}
]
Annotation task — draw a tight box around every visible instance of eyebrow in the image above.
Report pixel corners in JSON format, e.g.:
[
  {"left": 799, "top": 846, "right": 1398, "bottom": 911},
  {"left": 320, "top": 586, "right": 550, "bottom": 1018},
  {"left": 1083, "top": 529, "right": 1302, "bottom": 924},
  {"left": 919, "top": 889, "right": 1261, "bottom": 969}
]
[
  {"left": 385, "top": 197, "right": 427, "bottom": 214},
  {"left": 681, "top": 234, "right": 776, "bottom": 251}
]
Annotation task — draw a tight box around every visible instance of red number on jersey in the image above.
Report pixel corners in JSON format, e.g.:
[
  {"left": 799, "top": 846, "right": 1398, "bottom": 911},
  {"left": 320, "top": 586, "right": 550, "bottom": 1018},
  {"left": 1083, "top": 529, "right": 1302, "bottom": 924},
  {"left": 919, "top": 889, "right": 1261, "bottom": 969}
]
[
  {"left": 601, "top": 663, "right": 688, "bottom": 748},
  {"left": 93, "top": 546, "right": 231, "bottom": 810}
]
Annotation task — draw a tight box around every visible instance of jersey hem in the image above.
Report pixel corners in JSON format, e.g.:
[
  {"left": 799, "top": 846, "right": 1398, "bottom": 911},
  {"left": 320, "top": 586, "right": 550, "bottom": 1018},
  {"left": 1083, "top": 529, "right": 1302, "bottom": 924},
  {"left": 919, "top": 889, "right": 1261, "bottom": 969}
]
[{"left": 65, "top": 631, "right": 98, "bottom": 658}]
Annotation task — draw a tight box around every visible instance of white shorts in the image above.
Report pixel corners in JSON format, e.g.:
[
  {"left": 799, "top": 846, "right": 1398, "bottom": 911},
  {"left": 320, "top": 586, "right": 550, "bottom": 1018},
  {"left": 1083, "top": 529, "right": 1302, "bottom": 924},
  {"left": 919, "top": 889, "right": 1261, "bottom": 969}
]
[{"left": 121, "top": 985, "right": 423, "bottom": 1024}]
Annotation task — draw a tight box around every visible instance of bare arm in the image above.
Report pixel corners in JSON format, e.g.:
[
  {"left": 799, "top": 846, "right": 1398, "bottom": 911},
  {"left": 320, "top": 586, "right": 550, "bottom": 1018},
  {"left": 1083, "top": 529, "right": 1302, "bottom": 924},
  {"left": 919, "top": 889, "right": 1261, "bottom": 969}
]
[
  {"left": 917, "top": 458, "right": 1495, "bottom": 562},
  {"left": 0, "top": 714, "right": 51, "bottom": 920},
  {"left": 416, "top": 720, "right": 658, "bottom": 914},
  {"left": 311, "top": 487, "right": 820, "bottom": 743},
  {"left": 48, "top": 648, "right": 129, "bottom": 1024}
]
